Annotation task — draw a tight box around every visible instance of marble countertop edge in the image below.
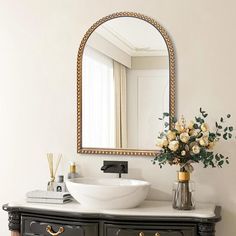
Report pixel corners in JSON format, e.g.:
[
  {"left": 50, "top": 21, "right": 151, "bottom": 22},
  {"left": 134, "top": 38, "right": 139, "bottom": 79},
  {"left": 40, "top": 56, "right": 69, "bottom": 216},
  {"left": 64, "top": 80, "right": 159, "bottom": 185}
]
[{"left": 6, "top": 200, "right": 217, "bottom": 219}]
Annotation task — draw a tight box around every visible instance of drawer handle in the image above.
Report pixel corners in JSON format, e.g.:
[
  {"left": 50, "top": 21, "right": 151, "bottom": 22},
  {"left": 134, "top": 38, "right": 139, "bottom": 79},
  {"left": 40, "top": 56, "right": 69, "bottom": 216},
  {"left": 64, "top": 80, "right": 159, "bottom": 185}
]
[
  {"left": 139, "top": 232, "right": 160, "bottom": 236},
  {"left": 46, "top": 225, "right": 64, "bottom": 236}
]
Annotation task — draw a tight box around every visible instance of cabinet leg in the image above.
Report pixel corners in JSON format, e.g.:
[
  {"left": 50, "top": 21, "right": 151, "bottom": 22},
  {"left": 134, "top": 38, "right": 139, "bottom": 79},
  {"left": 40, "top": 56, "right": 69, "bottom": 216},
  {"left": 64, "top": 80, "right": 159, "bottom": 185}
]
[{"left": 8, "top": 212, "right": 20, "bottom": 234}]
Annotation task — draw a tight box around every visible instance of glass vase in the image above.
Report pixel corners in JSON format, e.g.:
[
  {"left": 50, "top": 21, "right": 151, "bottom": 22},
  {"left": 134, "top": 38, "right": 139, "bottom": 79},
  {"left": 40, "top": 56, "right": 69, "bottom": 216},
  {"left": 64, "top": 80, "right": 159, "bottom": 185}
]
[{"left": 172, "top": 171, "right": 195, "bottom": 210}]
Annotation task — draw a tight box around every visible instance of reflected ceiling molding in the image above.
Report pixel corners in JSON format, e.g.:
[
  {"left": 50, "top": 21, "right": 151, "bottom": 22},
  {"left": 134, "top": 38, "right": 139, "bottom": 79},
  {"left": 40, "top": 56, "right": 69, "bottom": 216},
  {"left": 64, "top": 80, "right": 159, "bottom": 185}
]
[{"left": 96, "top": 24, "right": 168, "bottom": 57}]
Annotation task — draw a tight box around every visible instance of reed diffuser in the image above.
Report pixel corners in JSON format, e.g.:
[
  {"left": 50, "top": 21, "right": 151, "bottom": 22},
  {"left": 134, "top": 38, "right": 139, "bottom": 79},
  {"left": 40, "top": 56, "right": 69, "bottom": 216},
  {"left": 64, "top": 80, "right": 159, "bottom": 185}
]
[{"left": 47, "top": 153, "right": 62, "bottom": 191}]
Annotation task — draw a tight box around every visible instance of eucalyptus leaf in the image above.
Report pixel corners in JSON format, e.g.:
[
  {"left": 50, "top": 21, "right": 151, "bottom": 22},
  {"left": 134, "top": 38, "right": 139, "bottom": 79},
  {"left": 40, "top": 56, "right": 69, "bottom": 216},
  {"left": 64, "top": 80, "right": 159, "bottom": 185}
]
[
  {"left": 199, "top": 118, "right": 204, "bottom": 124},
  {"left": 171, "top": 117, "right": 177, "bottom": 123},
  {"left": 223, "top": 133, "right": 228, "bottom": 140},
  {"left": 215, "top": 154, "right": 220, "bottom": 161},
  {"left": 218, "top": 160, "right": 224, "bottom": 166},
  {"left": 210, "top": 161, "right": 215, "bottom": 167}
]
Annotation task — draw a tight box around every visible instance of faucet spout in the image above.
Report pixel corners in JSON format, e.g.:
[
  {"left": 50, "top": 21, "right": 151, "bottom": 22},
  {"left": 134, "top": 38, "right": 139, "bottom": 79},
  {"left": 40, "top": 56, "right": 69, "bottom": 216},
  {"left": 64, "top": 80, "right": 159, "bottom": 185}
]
[{"left": 101, "top": 164, "right": 114, "bottom": 171}]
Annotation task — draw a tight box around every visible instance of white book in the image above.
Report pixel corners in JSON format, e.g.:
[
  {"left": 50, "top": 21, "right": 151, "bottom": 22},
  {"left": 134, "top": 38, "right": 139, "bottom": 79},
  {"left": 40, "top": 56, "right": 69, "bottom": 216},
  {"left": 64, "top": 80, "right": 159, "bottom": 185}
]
[
  {"left": 26, "top": 197, "right": 72, "bottom": 204},
  {"left": 26, "top": 190, "right": 71, "bottom": 199}
]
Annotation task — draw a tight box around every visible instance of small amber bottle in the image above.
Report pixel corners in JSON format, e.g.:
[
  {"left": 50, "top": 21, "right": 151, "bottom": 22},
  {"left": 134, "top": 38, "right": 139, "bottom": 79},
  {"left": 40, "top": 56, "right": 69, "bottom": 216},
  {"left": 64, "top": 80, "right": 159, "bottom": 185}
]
[{"left": 67, "top": 162, "right": 79, "bottom": 179}]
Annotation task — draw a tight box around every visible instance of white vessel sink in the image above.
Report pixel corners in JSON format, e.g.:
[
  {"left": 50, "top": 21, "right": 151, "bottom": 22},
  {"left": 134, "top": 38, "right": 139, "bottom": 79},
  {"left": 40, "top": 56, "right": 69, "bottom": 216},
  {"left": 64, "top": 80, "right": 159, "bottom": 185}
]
[{"left": 66, "top": 178, "right": 150, "bottom": 209}]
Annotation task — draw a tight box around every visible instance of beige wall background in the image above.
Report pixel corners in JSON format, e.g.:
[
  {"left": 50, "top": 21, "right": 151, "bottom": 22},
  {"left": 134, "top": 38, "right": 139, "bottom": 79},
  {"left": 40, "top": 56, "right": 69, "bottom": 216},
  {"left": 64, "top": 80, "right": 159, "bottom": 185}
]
[{"left": 0, "top": 0, "right": 236, "bottom": 235}]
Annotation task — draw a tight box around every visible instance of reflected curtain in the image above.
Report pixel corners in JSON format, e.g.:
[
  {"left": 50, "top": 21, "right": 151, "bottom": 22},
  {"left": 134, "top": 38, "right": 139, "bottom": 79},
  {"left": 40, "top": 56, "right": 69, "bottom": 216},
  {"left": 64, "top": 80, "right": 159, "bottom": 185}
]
[
  {"left": 113, "top": 61, "right": 127, "bottom": 148},
  {"left": 82, "top": 46, "right": 115, "bottom": 148}
]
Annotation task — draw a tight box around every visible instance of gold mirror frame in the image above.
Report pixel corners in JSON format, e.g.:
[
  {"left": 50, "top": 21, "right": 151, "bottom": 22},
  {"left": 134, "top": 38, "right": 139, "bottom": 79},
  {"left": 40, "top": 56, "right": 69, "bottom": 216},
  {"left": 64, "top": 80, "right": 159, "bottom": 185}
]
[{"left": 77, "top": 12, "right": 175, "bottom": 156}]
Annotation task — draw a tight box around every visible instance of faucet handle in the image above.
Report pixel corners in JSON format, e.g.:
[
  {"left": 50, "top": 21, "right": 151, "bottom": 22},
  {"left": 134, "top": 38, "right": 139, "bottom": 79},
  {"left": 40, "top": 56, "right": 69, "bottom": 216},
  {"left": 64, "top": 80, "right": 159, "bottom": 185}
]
[{"left": 101, "top": 161, "right": 128, "bottom": 177}]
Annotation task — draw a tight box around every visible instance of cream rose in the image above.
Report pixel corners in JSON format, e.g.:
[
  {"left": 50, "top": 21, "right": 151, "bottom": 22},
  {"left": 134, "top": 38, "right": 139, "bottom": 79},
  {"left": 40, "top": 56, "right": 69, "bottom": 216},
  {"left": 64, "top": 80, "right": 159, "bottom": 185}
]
[
  {"left": 201, "top": 123, "right": 209, "bottom": 132},
  {"left": 192, "top": 144, "right": 200, "bottom": 154},
  {"left": 168, "top": 140, "right": 179, "bottom": 152},
  {"left": 180, "top": 132, "right": 190, "bottom": 143},
  {"left": 175, "top": 122, "right": 185, "bottom": 133},
  {"left": 199, "top": 135, "right": 209, "bottom": 146},
  {"left": 189, "top": 129, "right": 199, "bottom": 137},
  {"left": 188, "top": 120, "right": 195, "bottom": 129},
  {"left": 156, "top": 137, "right": 169, "bottom": 148},
  {"left": 166, "top": 130, "right": 176, "bottom": 141}
]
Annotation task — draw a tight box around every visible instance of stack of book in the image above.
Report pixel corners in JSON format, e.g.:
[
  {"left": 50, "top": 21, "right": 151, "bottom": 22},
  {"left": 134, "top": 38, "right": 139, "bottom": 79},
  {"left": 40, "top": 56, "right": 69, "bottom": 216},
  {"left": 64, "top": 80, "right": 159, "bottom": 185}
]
[{"left": 26, "top": 190, "right": 72, "bottom": 204}]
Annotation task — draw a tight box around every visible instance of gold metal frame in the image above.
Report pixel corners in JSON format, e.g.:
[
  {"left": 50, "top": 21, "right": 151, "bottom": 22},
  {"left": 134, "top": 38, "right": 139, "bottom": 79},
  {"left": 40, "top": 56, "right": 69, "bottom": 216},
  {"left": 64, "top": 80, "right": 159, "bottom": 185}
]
[{"left": 77, "top": 12, "right": 175, "bottom": 156}]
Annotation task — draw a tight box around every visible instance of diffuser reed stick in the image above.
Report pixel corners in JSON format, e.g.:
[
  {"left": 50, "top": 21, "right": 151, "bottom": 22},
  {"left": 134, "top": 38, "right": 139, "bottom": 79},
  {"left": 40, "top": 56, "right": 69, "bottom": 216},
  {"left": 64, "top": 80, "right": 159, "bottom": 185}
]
[
  {"left": 47, "top": 153, "right": 54, "bottom": 181},
  {"left": 47, "top": 153, "right": 62, "bottom": 191},
  {"left": 54, "top": 154, "right": 62, "bottom": 178}
]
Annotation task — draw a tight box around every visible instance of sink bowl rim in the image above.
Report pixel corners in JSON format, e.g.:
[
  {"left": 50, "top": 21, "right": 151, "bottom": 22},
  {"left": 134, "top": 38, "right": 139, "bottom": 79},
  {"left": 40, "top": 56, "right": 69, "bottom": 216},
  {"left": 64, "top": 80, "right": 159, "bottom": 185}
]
[{"left": 66, "top": 177, "right": 151, "bottom": 188}]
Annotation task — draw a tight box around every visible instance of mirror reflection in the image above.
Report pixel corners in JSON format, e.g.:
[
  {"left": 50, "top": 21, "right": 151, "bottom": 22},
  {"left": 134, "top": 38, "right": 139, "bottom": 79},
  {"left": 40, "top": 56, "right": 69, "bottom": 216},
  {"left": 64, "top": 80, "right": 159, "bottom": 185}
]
[{"left": 82, "top": 17, "right": 169, "bottom": 150}]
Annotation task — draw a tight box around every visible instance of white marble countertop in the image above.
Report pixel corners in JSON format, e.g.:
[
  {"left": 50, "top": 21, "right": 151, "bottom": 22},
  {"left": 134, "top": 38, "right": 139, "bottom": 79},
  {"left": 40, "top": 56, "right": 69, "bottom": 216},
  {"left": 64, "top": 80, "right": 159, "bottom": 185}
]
[{"left": 7, "top": 200, "right": 217, "bottom": 218}]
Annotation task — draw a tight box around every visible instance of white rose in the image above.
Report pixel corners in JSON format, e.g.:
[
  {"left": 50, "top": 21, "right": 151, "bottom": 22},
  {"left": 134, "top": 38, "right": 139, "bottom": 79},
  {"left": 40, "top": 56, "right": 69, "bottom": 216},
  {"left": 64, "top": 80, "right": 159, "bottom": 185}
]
[
  {"left": 180, "top": 132, "right": 190, "bottom": 143},
  {"left": 156, "top": 137, "right": 169, "bottom": 148},
  {"left": 199, "top": 135, "right": 209, "bottom": 146},
  {"left": 166, "top": 130, "right": 176, "bottom": 141},
  {"left": 168, "top": 140, "right": 179, "bottom": 152},
  {"left": 192, "top": 144, "right": 200, "bottom": 154}
]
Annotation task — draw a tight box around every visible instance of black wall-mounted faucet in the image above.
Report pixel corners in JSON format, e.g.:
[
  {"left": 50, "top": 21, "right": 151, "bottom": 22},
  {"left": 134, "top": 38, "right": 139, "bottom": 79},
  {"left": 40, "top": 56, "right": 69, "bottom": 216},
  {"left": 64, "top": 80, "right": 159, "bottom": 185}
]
[{"left": 101, "top": 161, "right": 128, "bottom": 178}]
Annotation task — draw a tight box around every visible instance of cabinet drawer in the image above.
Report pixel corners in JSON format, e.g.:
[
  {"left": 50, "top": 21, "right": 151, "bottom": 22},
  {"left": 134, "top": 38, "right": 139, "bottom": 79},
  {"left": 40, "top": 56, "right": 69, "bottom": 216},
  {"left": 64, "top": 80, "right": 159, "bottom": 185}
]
[
  {"left": 22, "top": 216, "right": 98, "bottom": 236},
  {"left": 104, "top": 223, "right": 195, "bottom": 236}
]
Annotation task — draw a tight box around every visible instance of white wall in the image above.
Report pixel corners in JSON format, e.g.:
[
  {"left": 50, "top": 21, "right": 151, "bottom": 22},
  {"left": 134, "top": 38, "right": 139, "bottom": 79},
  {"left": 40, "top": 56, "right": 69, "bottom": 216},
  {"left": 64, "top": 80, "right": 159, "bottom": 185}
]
[{"left": 0, "top": 0, "right": 236, "bottom": 235}]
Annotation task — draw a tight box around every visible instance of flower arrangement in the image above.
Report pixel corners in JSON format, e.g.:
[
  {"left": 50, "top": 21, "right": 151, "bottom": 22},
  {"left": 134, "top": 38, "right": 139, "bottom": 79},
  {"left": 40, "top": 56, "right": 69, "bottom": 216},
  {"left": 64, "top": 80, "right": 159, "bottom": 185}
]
[{"left": 153, "top": 108, "right": 234, "bottom": 172}]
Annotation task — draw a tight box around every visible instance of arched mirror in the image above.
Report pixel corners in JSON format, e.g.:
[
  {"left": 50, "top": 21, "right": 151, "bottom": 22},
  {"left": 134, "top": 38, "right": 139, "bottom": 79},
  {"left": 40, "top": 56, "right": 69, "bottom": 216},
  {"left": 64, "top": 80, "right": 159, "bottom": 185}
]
[{"left": 77, "top": 12, "right": 175, "bottom": 156}]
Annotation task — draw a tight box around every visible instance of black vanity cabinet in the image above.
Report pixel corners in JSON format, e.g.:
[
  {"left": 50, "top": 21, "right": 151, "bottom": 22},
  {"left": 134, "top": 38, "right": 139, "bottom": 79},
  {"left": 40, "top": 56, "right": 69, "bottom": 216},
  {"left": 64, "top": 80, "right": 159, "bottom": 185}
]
[
  {"left": 3, "top": 201, "right": 221, "bottom": 236},
  {"left": 22, "top": 216, "right": 98, "bottom": 236},
  {"left": 103, "top": 223, "right": 196, "bottom": 236}
]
